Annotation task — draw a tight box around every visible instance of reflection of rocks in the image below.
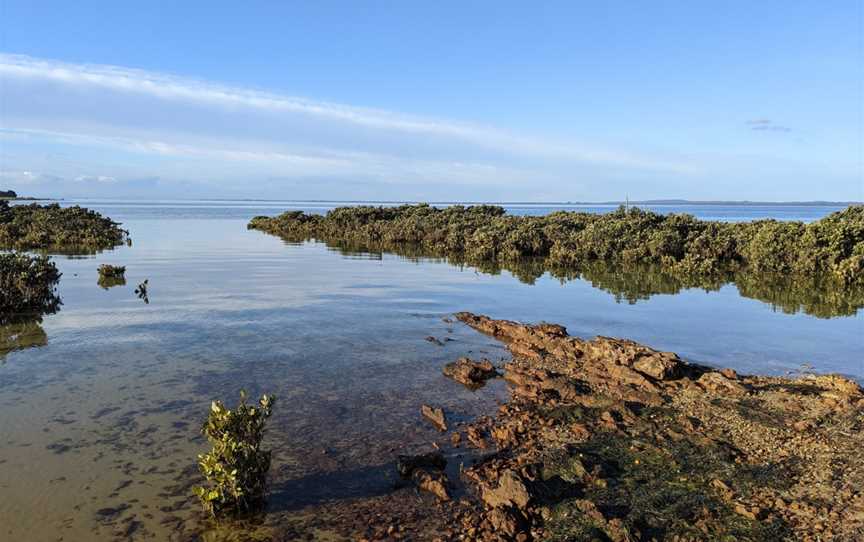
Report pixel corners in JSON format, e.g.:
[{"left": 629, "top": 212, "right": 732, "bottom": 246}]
[
  {"left": 443, "top": 357, "right": 500, "bottom": 389},
  {"left": 98, "top": 276, "right": 127, "bottom": 290},
  {"left": 0, "top": 320, "right": 48, "bottom": 360}
]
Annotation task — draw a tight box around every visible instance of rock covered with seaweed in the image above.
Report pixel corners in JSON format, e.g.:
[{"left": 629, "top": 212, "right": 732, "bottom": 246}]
[
  {"left": 442, "top": 313, "right": 864, "bottom": 541},
  {"left": 249, "top": 204, "right": 863, "bottom": 285},
  {"left": 249, "top": 204, "right": 864, "bottom": 317},
  {"left": 0, "top": 252, "right": 62, "bottom": 324},
  {"left": 0, "top": 201, "right": 129, "bottom": 252}
]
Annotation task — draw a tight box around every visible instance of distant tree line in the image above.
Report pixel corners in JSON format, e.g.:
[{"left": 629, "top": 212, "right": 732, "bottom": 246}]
[{"left": 0, "top": 190, "right": 17, "bottom": 198}]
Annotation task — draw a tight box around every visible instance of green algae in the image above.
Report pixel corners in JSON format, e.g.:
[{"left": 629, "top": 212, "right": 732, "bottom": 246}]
[{"left": 540, "top": 408, "right": 794, "bottom": 541}]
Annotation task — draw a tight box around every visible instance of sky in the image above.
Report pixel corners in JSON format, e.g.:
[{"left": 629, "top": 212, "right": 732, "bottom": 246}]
[{"left": 0, "top": 1, "right": 862, "bottom": 201}]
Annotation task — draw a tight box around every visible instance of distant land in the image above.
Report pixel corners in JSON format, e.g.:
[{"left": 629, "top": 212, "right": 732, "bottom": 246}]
[
  {"left": 0, "top": 190, "right": 51, "bottom": 201},
  {"left": 229, "top": 198, "right": 862, "bottom": 206}
]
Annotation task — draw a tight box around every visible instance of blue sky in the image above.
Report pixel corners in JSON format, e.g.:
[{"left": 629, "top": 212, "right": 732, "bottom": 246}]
[{"left": 0, "top": 1, "right": 861, "bottom": 201}]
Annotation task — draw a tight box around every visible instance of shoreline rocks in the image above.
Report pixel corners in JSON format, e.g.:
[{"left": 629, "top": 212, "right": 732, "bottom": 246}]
[{"left": 447, "top": 312, "right": 864, "bottom": 541}]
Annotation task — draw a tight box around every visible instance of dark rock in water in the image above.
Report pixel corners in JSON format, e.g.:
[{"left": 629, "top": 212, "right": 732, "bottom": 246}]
[
  {"left": 424, "top": 335, "right": 444, "bottom": 346},
  {"left": 396, "top": 451, "right": 447, "bottom": 478},
  {"left": 396, "top": 451, "right": 450, "bottom": 501},
  {"left": 420, "top": 404, "right": 447, "bottom": 431},
  {"left": 443, "top": 357, "right": 500, "bottom": 389}
]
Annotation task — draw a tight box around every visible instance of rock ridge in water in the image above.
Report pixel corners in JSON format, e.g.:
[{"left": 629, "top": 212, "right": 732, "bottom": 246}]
[{"left": 447, "top": 312, "right": 864, "bottom": 541}]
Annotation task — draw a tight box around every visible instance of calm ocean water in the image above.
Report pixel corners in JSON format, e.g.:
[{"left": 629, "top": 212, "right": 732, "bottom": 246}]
[{"left": 1, "top": 199, "right": 861, "bottom": 541}]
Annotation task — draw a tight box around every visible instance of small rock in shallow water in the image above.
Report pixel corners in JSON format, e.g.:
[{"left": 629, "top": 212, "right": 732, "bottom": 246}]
[
  {"left": 443, "top": 357, "right": 499, "bottom": 389},
  {"left": 421, "top": 404, "right": 447, "bottom": 431}
]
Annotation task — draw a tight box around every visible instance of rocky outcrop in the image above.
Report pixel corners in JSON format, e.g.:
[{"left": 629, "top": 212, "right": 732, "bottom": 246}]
[
  {"left": 450, "top": 312, "right": 864, "bottom": 541},
  {"left": 396, "top": 451, "right": 450, "bottom": 502},
  {"left": 443, "top": 357, "right": 500, "bottom": 389}
]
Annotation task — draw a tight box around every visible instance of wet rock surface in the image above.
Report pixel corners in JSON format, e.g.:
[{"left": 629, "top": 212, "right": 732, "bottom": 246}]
[
  {"left": 447, "top": 312, "right": 864, "bottom": 541},
  {"left": 443, "top": 357, "right": 500, "bottom": 389}
]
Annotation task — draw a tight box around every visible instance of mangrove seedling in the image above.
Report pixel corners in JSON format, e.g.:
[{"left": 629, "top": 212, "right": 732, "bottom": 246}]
[
  {"left": 134, "top": 279, "right": 149, "bottom": 303},
  {"left": 193, "top": 391, "right": 276, "bottom": 518}
]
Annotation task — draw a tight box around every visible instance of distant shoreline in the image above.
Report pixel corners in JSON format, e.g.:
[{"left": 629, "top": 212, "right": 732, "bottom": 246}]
[{"left": 20, "top": 197, "right": 860, "bottom": 206}]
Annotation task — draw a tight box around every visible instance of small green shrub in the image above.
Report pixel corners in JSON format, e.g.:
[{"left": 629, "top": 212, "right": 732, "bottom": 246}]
[{"left": 193, "top": 391, "right": 276, "bottom": 518}]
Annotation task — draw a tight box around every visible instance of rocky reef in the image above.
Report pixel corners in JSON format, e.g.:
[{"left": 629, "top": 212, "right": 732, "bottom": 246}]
[
  {"left": 432, "top": 313, "right": 863, "bottom": 541},
  {"left": 0, "top": 201, "right": 129, "bottom": 252},
  {"left": 0, "top": 252, "right": 62, "bottom": 324},
  {"left": 248, "top": 204, "right": 864, "bottom": 318}
]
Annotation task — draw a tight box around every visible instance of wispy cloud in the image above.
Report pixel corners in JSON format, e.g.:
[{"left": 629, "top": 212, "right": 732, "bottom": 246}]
[{"left": 0, "top": 53, "right": 698, "bottom": 198}]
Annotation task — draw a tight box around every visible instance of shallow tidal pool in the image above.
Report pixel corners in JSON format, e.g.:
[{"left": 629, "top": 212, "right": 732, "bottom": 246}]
[{"left": 1, "top": 200, "right": 861, "bottom": 541}]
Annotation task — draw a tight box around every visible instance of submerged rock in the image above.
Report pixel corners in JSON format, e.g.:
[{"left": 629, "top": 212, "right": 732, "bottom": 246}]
[
  {"left": 443, "top": 357, "right": 500, "bottom": 389},
  {"left": 420, "top": 404, "right": 447, "bottom": 432}
]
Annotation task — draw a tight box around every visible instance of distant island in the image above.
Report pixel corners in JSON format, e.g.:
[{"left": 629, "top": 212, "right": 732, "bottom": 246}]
[{"left": 0, "top": 190, "right": 49, "bottom": 201}]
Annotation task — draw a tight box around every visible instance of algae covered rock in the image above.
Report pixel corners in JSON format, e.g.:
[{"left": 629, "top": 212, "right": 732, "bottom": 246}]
[
  {"left": 0, "top": 201, "right": 129, "bottom": 252},
  {"left": 249, "top": 204, "right": 864, "bottom": 317},
  {"left": 0, "top": 252, "right": 62, "bottom": 324},
  {"left": 97, "top": 264, "right": 127, "bottom": 289}
]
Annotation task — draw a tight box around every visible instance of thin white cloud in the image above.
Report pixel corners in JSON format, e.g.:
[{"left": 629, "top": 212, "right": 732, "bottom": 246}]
[
  {"left": 0, "top": 53, "right": 693, "bottom": 173},
  {"left": 0, "top": 127, "right": 536, "bottom": 188}
]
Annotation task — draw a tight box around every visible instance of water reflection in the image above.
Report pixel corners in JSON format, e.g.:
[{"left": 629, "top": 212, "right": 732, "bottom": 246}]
[
  {"left": 299, "top": 237, "right": 864, "bottom": 319},
  {"left": 0, "top": 320, "right": 48, "bottom": 360},
  {"left": 98, "top": 276, "right": 127, "bottom": 290}
]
